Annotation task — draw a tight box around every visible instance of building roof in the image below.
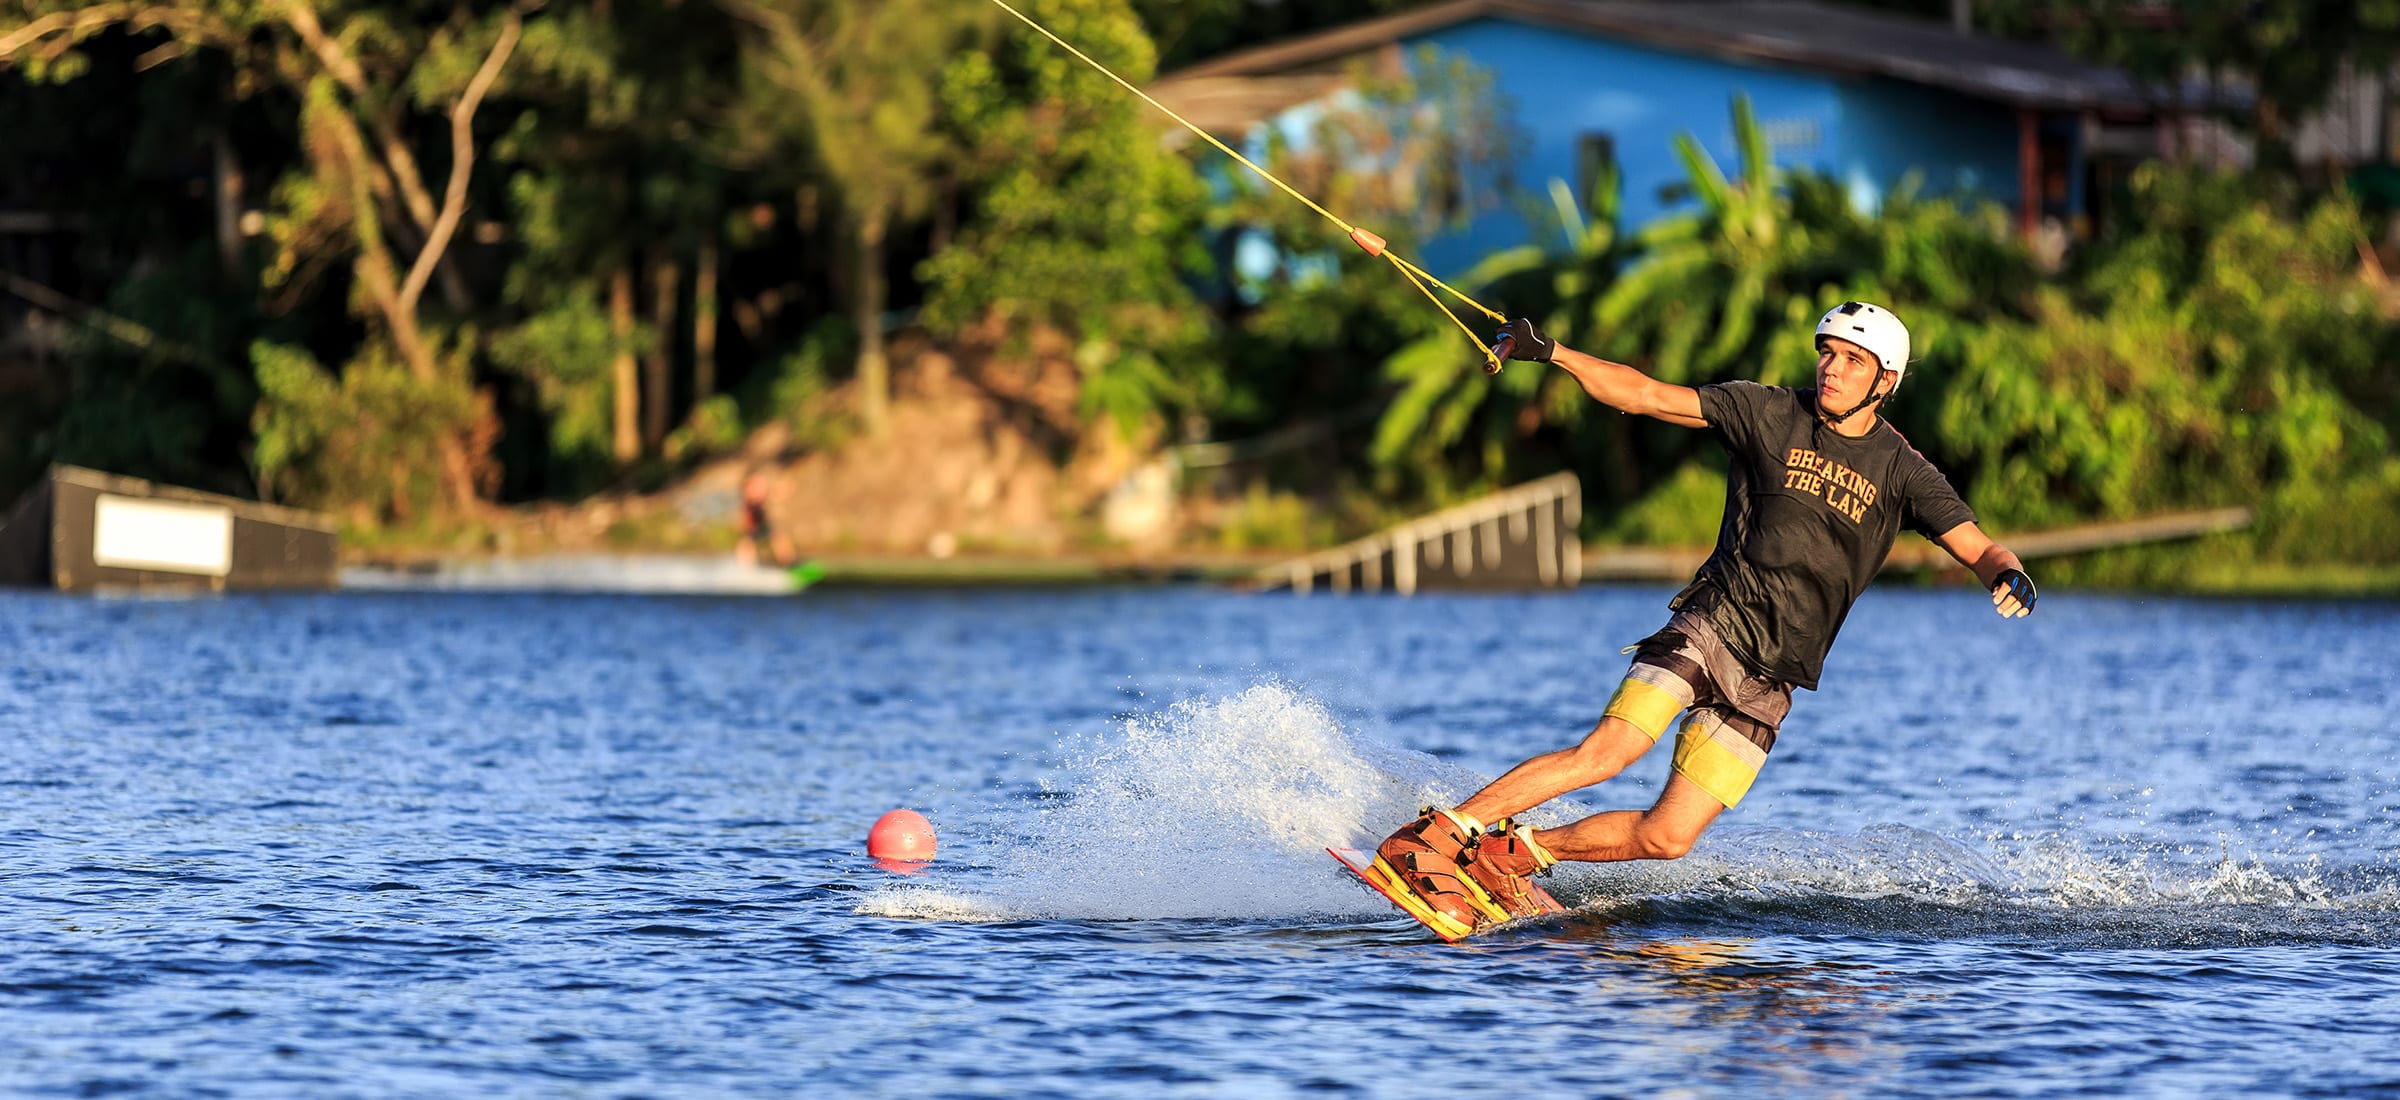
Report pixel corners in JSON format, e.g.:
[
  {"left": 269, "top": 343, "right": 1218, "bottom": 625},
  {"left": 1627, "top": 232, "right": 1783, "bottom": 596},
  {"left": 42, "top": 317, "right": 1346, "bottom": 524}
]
[{"left": 1153, "top": 0, "right": 2187, "bottom": 125}]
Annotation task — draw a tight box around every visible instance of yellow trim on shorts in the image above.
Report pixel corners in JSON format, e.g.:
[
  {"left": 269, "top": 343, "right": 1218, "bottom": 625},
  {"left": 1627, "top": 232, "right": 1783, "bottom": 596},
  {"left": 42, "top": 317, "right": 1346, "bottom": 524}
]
[
  {"left": 1602, "top": 677, "right": 1683, "bottom": 742},
  {"left": 1672, "top": 716, "right": 1762, "bottom": 808}
]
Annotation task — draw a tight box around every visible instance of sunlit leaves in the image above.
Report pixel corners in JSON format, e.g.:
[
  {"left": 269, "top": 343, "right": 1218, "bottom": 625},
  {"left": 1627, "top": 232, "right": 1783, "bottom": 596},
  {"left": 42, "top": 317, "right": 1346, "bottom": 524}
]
[
  {"left": 250, "top": 337, "right": 480, "bottom": 519},
  {"left": 922, "top": 0, "right": 1210, "bottom": 434},
  {"left": 1922, "top": 163, "right": 2400, "bottom": 567}
]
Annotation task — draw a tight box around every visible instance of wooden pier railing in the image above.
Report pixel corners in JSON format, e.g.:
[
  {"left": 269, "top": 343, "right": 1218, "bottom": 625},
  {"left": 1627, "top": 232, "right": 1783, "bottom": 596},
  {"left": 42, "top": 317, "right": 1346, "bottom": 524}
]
[{"left": 1256, "top": 472, "right": 1582, "bottom": 595}]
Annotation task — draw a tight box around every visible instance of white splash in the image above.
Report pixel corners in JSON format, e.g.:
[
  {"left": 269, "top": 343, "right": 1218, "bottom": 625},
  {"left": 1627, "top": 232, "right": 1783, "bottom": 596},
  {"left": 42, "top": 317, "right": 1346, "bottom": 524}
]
[
  {"left": 857, "top": 682, "right": 1492, "bottom": 922},
  {"left": 1982, "top": 833, "right": 2351, "bottom": 908},
  {"left": 854, "top": 683, "right": 2400, "bottom": 931}
]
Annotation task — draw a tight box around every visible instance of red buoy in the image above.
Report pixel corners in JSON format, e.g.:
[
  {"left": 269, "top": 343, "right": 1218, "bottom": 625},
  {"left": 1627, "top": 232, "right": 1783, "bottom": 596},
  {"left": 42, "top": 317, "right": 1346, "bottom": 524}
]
[{"left": 867, "top": 808, "right": 937, "bottom": 868}]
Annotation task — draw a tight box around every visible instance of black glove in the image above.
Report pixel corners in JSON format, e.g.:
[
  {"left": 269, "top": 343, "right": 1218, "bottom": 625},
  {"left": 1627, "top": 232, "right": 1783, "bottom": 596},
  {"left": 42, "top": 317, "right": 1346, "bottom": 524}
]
[
  {"left": 1493, "top": 318, "right": 1555, "bottom": 363},
  {"left": 1990, "top": 567, "right": 2037, "bottom": 618}
]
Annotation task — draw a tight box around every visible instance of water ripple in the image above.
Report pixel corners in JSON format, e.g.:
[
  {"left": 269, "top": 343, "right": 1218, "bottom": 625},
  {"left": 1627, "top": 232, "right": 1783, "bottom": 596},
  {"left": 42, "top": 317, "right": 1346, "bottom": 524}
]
[{"left": 0, "top": 589, "right": 2394, "bottom": 1096}]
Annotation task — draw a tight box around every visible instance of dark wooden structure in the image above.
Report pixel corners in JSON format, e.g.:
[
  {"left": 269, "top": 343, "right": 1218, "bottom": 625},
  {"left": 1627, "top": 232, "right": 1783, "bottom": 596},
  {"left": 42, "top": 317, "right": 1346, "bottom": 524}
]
[
  {"left": 0, "top": 465, "right": 338, "bottom": 592},
  {"left": 1581, "top": 506, "right": 2256, "bottom": 581}
]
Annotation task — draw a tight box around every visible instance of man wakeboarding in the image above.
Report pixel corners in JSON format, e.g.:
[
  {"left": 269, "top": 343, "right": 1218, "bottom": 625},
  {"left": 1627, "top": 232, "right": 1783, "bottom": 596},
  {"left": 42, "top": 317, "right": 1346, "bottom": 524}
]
[{"left": 1367, "top": 301, "right": 2039, "bottom": 935}]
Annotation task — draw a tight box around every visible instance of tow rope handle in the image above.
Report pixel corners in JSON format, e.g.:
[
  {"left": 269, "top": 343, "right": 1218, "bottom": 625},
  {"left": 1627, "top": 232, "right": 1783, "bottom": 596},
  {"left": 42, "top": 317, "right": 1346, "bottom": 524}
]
[
  {"left": 1486, "top": 332, "right": 1515, "bottom": 375},
  {"left": 1347, "top": 228, "right": 1506, "bottom": 375}
]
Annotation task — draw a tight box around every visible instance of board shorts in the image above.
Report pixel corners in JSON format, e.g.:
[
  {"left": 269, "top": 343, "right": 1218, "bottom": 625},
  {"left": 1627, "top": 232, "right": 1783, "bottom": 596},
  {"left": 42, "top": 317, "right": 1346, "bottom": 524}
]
[{"left": 1600, "top": 610, "right": 1794, "bottom": 809}]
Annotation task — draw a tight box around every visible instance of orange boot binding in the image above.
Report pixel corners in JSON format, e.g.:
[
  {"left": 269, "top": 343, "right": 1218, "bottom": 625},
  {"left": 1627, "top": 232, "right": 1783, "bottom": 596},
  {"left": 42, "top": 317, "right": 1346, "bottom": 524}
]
[
  {"left": 1373, "top": 807, "right": 1491, "bottom": 929},
  {"left": 1462, "top": 819, "right": 1560, "bottom": 919}
]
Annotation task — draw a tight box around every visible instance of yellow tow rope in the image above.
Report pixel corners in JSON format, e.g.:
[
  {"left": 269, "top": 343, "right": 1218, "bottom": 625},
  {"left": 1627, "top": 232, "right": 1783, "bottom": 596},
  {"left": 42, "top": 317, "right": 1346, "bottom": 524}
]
[{"left": 983, "top": 0, "right": 1510, "bottom": 374}]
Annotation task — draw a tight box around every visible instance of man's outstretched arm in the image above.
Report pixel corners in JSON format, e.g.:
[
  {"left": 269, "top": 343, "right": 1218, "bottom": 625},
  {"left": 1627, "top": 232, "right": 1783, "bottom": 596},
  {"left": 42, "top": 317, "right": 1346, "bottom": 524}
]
[
  {"left": 1497, "top": 318, "right": 1706, "bottom": 428},
  {"left": 1933, "top": 521, "right": 2036, "bottom": 618}
]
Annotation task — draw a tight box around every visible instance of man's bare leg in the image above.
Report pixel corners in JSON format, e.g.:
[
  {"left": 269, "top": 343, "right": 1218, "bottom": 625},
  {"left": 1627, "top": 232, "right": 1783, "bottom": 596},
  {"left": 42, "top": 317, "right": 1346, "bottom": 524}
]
[
  {"left": 1455, "top": 715, "right": 1658, "bottom": 826},
  {"left": 1524, "top": 773, "right": 1726, "bottom": 862}
]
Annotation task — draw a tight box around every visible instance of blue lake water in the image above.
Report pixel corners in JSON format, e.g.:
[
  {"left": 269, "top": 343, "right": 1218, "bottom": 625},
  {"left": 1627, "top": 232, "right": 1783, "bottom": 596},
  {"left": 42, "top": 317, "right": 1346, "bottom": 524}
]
[{"left": 2, "top": 585, "right": 2396, "bottom": 1096}]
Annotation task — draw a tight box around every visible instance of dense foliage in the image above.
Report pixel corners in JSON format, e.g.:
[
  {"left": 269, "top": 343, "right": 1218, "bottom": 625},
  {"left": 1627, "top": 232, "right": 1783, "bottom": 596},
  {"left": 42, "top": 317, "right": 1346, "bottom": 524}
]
[
  {"left": 1, "top": 0, "right": 2394, "bottom": 582},
  {"left": 1369, "top": 95, "right": 2400, "bottom": 575}
]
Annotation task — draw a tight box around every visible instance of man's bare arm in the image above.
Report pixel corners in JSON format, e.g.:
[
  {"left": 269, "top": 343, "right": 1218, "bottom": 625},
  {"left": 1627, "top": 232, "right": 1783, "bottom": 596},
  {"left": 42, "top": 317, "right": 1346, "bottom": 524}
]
[
  {"left": 1551, "top": 345, "right": 1707, "bottom": 428},
  {"left": 1496, "top": 318, "right": 1705, "bottom": 428}
]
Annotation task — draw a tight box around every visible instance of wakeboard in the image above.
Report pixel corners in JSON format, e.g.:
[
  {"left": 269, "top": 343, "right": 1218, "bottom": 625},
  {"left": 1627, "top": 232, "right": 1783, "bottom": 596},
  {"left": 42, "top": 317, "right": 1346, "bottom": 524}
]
[{"left": 1328, "top": 846, "right": 1565, "bottom": 942}]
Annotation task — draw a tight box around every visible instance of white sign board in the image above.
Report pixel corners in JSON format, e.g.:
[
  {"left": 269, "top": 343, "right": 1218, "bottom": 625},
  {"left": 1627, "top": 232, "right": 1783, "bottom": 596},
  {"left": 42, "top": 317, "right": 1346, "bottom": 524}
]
[{"left": 92, "top": 495, "right": 234, "bottom": 576}]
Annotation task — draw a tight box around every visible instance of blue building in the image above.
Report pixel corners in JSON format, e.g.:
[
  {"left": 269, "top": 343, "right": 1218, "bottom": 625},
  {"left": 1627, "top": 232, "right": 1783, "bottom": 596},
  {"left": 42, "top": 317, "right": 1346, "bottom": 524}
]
[{"left": 1153, "top": 0, "right": 2185, "bottom": 275}]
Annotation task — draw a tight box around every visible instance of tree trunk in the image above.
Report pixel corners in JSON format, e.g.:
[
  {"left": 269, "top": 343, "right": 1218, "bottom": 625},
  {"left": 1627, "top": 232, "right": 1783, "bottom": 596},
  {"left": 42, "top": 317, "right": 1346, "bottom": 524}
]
[
  {"left": 931, "top": 179, "right": 955, "bottom": 255},
  {"left": 434, "top": 233, "right": 472, "bottom": 315},
  {"left": 281, "top": 0, "right": 483, "bottom": 312},
  {"left": 212, "top": 127, "right": 243, "bottom": 280},
  {"left": 693, "top": 235, "right": 718, "bottom": 405},
  {"left": 644, "top": 248, "right": 680, "bottom": 452},
  {"left": 314, "top": 100, "right": 477, "bottom": 517},
  {"left": 853, "top": 205, "right": 890, "bottom": 437},
  {"left": 370, "top": 7, "right": 520, "bottom": 513},
  {"left": 389, "top": 459, "right": 413, "bottom": 524},
  {"left": 610, "top": 264, "right": 639, "bottom": 462}
]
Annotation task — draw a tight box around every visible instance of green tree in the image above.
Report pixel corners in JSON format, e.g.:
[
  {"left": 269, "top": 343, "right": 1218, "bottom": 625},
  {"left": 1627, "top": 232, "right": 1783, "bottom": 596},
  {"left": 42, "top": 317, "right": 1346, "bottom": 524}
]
[
  {"left": 0, "top": 31, "right": 265, "bottom": 497},
  {"left": 1361, "top": 91, "right": 2400, "bottom": 580},
  {"left": 267, "top": 0, "right": 532, "bottom": 515},
  {"left": 1927, "top": 164, "right": 2400, "bottom": 573},
  {"left": 1373, "top": 95, "right": 2046, "bottom": 527},
  {"left": 1370, "top": 163, "right": 1630, "bottom": 500},
  {"left": 721, "top": 0, "right": 987, "bottom": 438},
  {"left": 1371, "top": 96, "right": 2026, "bottom": 496},
  {"left": 915, "top": 0, "right": 1214, "bottom": 437},
  {"left": 3, "top": 0, "right": 535, "bottom": 519},
  {"left": 485, "top": 0, "right": 747, "bottom": 485}
]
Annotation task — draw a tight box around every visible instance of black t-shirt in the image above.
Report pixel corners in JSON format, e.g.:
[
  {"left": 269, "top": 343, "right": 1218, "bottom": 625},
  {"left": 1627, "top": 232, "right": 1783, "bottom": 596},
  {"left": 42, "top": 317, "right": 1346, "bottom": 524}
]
[{"left": 1671, "top": 381, "right": 1977, "bottom": 691}]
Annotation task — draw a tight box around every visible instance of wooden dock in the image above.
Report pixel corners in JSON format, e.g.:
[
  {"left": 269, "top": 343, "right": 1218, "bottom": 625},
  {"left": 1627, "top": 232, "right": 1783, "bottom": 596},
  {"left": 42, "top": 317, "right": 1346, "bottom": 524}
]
[{"left": 1256, "top": 472, "right": 1582, "bottom": 594}]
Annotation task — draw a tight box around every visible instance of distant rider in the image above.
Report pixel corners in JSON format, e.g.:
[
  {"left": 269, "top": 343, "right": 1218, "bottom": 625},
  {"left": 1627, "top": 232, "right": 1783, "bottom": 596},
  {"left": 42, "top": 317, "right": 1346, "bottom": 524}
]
[
  {"left": 736, "top": 469, "right": 795, "bottom": 568},
  {"left": 1374, "top": 302, "right": 2038, "bottom": 927}
]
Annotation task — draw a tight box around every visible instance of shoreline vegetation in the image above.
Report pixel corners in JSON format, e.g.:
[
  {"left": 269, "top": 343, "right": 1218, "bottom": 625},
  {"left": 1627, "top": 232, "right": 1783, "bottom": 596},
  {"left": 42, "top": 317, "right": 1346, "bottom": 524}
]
[{"left": 6, "top": 3, "right": 2397, "bottom": 598}]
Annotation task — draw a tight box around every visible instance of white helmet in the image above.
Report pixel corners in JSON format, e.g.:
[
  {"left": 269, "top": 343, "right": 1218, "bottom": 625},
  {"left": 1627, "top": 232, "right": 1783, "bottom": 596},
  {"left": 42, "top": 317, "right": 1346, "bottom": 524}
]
[{"left": 1815, "top": 301, "right": 1910, "bottom": 383}]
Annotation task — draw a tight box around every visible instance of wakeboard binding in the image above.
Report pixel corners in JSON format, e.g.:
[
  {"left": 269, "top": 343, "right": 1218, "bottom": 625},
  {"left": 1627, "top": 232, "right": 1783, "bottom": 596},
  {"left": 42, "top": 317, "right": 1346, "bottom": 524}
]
[{"left": 1332, "top": 807, "right": 1566, "bottom": 941}]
